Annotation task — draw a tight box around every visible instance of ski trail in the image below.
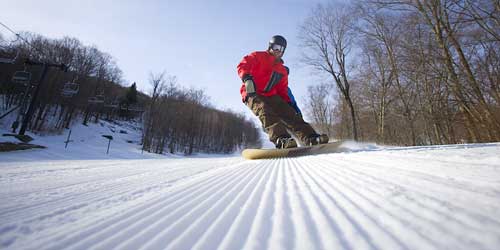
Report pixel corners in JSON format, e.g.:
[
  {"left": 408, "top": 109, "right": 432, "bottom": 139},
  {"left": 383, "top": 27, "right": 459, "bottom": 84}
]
[
  {"left": 163, "top": 161, "right": 268, "bottom": 250},
  {"left": 2, "top": 144, "right": 499, "bottom": 250},
  {"left": 297, "top": 159, "right": 384, "bottom": 250},
  {"left": 91, "top": 161, "right": 250, "bottom": 250},
  {"left": 240, "top": 159, "right": 279, "bottom": 250},
  {"left": 131, "top": 162, "right": 260, "bottom": 250},
  {"left": 314, "top": 154, "right": 500, "bottom": 249},
  {"left": 192, "top": 160, "right": 274, "bottom": 250},
  {"left": 286, "top": 159, "right": 327, "bottom": 250},
  {"left": 329, "top": 155, "right": 500, "bottom": 231},
  {"left": 307, "top": 158, "right": 441, "bottom": 249},
  {"left": 0, "top": 159, "right": 236, "bottom": 218},
  {"left": 39, "top": 160, "right": 249, "bottom": 250},
  {"left": 344, "top": 155, "right": 500, "bottom": 199},
  {"left": 266, "top": 158, "right": 295, "bottom": 250},
  {"left": 216, "top": 160, "right": 275, "bottom": 250},
  {"left": 289, "top": 159, "right": 352, "bottom": 250}
]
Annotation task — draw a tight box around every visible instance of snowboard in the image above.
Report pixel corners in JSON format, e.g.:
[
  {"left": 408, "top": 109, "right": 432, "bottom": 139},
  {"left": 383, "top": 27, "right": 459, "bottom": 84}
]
[{"left": 242, "top": 141, "right": 346, "bottom": 160}]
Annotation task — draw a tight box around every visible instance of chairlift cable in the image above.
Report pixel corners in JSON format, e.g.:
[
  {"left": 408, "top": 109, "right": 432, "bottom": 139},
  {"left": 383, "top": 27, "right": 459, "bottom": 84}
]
[
  {"left": 0, "top": 21, "right": 19, "bottom": 36},
  {"left": 0, "top": 20, "right": 47, "bottom": 59}
]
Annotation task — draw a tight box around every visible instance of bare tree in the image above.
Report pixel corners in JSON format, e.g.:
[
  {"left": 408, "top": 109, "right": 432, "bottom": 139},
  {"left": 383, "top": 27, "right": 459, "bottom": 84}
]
[
  {"left": 358, "top": 39, "right": 395, "bottom": 143},
  {"left": 359, "top": 8, "right": 422, "bottom": 144},
  {"left": 305, "top": 83, "right": 336, "bottom": 137},
  {"left": 299, "top": 2, "right": 359, "bottom": 141},
  {"left": 455, "top": 0, "right": 500, "bottom": 41},
  {"left": 294, "top": 0, "right": 500, "bottom": 145},
  {"left": 142, "top": 71, "right": 167, "bottom": 152},
  {"left": 370, "top": 0, "right": 500, "bottom": 141}
]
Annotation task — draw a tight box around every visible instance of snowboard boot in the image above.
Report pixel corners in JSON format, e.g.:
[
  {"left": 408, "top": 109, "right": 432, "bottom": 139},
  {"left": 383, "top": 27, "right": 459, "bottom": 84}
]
[
  {"left": 304, "top": 133, "right": 329, "bottom": 146},
  {"left": 275, "top": 136, "right": 298, "bottom": 149}
]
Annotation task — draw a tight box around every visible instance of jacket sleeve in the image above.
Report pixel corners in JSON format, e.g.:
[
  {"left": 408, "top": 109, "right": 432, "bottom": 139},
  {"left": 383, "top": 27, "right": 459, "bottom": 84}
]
[
  {"left": 287, "top": 87, "right": 302, "bottom": 114},
  {"left": 237, "top": 53, "right": 256, "bottom": 80}
]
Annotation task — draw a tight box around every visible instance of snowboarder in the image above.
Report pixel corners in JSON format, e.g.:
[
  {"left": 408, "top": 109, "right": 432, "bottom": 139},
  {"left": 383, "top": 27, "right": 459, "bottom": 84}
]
[{"left": 237, "top": 35, "right": 329, "bottom": 149}]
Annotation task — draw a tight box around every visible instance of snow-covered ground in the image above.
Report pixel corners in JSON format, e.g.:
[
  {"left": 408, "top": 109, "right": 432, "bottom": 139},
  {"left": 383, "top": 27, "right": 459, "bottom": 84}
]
[
  {"left": 0, "top": 119, "right": 178, "bottom": 161},
  {"left": 1, "top": 120, "right": 500, "bottom": 249}
]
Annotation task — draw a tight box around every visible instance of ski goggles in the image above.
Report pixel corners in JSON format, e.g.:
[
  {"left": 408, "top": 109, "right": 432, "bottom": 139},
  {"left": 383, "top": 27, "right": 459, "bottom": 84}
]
[{"left": 270, "top": 44, "right": 285, "bottom": 53}]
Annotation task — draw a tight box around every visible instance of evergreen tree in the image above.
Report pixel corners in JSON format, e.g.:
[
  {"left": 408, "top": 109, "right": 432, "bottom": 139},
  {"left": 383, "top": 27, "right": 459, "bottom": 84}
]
[{"left": 126, "top": 82, "right": 138, "bottom": 106}]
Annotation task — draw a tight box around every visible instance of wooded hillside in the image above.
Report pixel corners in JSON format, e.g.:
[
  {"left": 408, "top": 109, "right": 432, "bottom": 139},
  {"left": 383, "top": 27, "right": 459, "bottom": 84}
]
[
  {"left": 0, "top": 32, "right": 261, "bottom": 154},
  {"left": 301, "top": 0, "right": 499, "bottom": 145}
]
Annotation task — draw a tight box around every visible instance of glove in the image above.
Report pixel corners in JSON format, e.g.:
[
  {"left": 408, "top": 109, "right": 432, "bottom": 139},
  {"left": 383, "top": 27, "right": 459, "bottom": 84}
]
[
  {"left": 245, "top": 80, "right": 256, "bottom": 97},
  {"left": 243, "top": 74, "right": 256, "bottom": 102},
  {"left": 243, "top": 75, "right": 256, "bottom": 94}
]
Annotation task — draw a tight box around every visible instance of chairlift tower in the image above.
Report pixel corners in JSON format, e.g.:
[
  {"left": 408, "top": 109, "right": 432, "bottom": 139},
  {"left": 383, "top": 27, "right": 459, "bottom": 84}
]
[
  {"left": 0, "top": 52, "right": 28, "bottom": 121},
  {"left": 18, "top": 59, "right": 67, "bottom": 135}
]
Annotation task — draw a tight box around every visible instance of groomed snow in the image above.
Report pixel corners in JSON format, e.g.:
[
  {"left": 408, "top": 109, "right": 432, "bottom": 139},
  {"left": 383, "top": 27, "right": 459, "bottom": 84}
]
[{"left": 1, "top": 141, "right": 500, "bottom": 250}]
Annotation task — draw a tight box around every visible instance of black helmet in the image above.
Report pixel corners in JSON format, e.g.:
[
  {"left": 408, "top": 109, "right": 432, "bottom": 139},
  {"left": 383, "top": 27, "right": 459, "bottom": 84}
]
[{"left": 269, "top": 35, "right": 287, "bottom": 50}]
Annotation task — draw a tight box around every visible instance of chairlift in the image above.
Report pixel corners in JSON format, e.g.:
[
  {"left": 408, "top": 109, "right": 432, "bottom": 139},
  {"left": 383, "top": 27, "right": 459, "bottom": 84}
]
[
  {"left": 0, "top": 57, "right": 14, "bottom": 64},
  {"left": 104, "top": 100, "right": 119, "bottom": 108},
  {"left": 96, "top": 95, "right": 104, "bottom": 101},
  {"left": 61, "top": 82, "right": 80, "bottom": 96},
  {"left": 12, "top": 71, "right": 31, "bottom": 85},
  {"left": 0, "top": 50, "right": 19, "bottom": 64},
  {"left": 88, "top": 95, "right": 105, "bottom": 104},
  {"left": 61, "top": 91, "right": 73, "bottom": 98}
]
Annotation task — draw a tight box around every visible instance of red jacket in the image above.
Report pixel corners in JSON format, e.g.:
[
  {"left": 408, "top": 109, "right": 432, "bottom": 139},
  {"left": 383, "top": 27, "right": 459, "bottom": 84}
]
[{"left": 237, "top": 51, "right": 290, "bottom": 103}]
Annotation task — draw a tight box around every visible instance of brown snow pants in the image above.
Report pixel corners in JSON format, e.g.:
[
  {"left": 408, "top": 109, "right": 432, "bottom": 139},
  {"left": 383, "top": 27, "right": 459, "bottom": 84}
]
[{"left": 246, "top": 95, "right": 316, "bottom": 144}]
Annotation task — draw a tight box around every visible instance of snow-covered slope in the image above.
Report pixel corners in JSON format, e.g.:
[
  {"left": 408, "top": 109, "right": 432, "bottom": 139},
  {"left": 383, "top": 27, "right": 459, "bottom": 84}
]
[
  {"left": 1, "top": 142, "right": 499, "bottom": 250},
  {"left": 0, "top": 119, "right": 196, "bottom": 161}
]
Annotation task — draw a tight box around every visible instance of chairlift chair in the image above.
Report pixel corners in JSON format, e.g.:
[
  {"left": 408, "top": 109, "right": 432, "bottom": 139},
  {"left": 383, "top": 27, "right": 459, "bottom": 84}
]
[
  {"left": 104, "top": 100, "right": 119, "bottom": 108},
  {"left": 12, "top": 71, "right": 31, "bottom": 85},
  {"left": 95, "top": 95, "right": 105, "bottom": 102},
  {"left": 61, "top": 82, "right": 80, "bottom": 96},
  {"left": 0, "top": 50, "right": 19, "bottom": 64},
  {"left": 61, "top": 92, "right": 73, "bottom": 98},
  {"left": 88, "top": 95, "right": 104, "bottom": 104},
  {"left": 0, "top": 57, "right": 14, "bottom": 64}
]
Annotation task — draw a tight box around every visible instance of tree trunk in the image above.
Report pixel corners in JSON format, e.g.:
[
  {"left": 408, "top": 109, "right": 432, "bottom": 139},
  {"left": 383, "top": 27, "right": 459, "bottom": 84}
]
[{"left": 345, "top": 95, "right": 358, "bottom": 141}]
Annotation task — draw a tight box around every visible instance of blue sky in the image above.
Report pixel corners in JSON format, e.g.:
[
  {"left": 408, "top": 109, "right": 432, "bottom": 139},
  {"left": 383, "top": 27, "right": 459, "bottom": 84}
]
[{"left": 2, "top": 0, "right": 331, "bottom": 117}]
